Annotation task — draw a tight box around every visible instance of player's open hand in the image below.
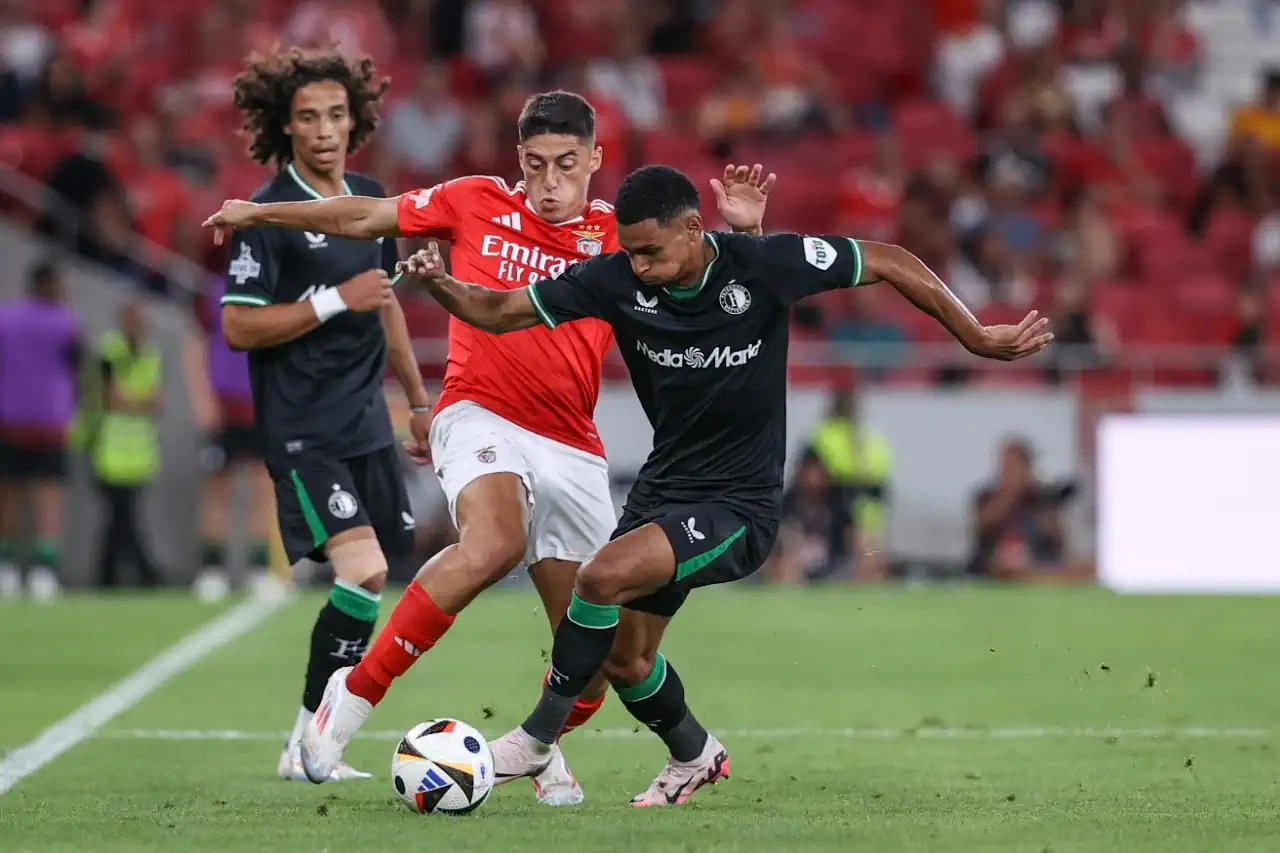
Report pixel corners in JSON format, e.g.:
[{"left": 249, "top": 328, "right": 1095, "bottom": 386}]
[
  {"left": 711, "top": 164, "right": 776, "bottom": 235},
  {"left": 396, "top": 242, "right": 447, "bottom": 282},
  {"left": 975, "top": 311, "right": 1054, "bottom": 361},
  {"left": 337, "top": 269, "right": 394, "bottom": 312},
  {"left": 202, "top": 200, "right": 260, "bottom": 246}
]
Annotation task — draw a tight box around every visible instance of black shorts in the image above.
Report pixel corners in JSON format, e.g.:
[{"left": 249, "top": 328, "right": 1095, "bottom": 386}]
[
  {"left": 217, "top": 424, "right": 263, "bottom": 464},
  {"left": 617, "top": 502, "right": 778, "bottom": 618},
  {"left": 271, "top": 444, "right": 414, "bottom": 565},
  {"left": 0, "top": 442, "right": 68, "bottom": 482}
]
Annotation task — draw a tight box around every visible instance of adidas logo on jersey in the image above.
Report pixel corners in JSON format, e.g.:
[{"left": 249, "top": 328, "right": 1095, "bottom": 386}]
[
  {"left": 491, "top": 212, "right": 523, "bottom": 231},
  {"left": 637, "top": 339, "right": 762, "bottom": 369}
]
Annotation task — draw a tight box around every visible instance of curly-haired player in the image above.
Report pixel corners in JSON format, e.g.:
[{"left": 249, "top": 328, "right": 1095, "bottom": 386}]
[{"left": 218, "top": 48, "right": 433, "bottom": 783}]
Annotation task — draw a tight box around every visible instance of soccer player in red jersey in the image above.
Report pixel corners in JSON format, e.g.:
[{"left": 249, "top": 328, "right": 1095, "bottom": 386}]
[{"left": 205, "top": 90, "right": 773, "bottom": 804}]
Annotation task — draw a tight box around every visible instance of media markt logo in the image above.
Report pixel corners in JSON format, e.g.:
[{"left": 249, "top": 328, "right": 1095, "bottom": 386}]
[{"left": 637, "top": 339, "right": 762, "bottom": 369}]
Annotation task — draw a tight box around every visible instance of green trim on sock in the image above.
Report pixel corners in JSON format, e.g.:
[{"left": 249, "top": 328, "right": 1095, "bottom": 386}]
[
  {"left": 674, "top": 526, "right": 745, "bottom": 582},
  {"left": 615, "top": 654, "right": 668, "bottom": 703},
  {"left": 566, "top": 592, "right": 619, "bottom": 629},
  {"left": 248, "top": 541, "right": 269, "bottom": 568},
  {"left": 289, "top": 470, "right": 328, "bottom": 549},
  {"left": 33, "top": 538, "right": 60, "bottom": 568},
  {"left": 0, "top": 537, "right": 11, "bottom": 561},
  {"left": 329, "top": 579, "right": 381, "bottom": 623}
]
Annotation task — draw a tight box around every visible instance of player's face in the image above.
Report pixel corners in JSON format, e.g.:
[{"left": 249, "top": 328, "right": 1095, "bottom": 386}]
[
  {"left": 618, "top": 214, "right": 704, "bottom": 287},
  {"left": 287, "top": 80, "right": 353, "bottom": 174},
  {"left": 518, "top": 134, "right": 601, "bottom": 223}
]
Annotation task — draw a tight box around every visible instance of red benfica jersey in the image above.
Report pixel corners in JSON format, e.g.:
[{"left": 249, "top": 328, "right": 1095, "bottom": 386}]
[{"left": 397, "top": 176, "right": 618, "bottom": 458}]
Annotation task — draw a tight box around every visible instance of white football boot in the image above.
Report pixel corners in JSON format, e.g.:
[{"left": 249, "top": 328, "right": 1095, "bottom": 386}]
[
  {"left": 276, "top": 743, "right": 371, "bottom": 781},
  {"left": 299, "top": 666, "right": 373, "bottom": 784},
  {"left": 630, "top": 735, "right": 731, "bottom": 807},
  {"left": 489, "top": 727, "right": 555, "bottom": 788},
  {"left": 531, "top": 744, "right": 585, "bottom": 806}
]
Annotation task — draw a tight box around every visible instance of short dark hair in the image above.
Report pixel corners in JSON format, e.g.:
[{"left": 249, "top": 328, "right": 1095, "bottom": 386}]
[
  {"left": 233, "top": 46, "right": 389, "bottom": 167},
  {"left": 518, "top": 91, "right": 595, "bottom": 142},
  {"left": 614, "top": 165, "right": 701, "bottom": 227},
  {"left": 28, "top": 259, "right": 59, "bottom": 297}
]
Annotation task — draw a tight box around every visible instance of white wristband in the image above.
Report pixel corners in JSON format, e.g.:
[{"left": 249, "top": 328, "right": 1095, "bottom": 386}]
[{"left": 310, "top": 288, "right": 348, "bottom": 323}]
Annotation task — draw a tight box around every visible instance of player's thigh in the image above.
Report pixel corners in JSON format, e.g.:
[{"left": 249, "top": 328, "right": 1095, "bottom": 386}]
[
  {"left": 525, "top": 435, "right": 614, "bottom": 566},
  {"left": 270, "top": 457, "right": 371, "bottom": 565},
  {"left": 348, "top": 445, "right": 415, "bottom": 561},
  {"left": 604, "top": 608, "right": 671, "bottom": 686},
  {"left": 575, "top": 511, "right": 680, "bottom": 604},
  {"left": 622, "top": 504, "right": 778, "bottom": 618}
]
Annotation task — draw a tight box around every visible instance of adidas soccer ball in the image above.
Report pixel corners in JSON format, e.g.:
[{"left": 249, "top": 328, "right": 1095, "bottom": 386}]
[{"left": 392, "top": 719, "right": 494, "bottom": 815}]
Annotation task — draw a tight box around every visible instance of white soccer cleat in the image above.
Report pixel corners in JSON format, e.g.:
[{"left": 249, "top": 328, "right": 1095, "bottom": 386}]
[
  {"left": 276, "top": 744, "right": 372, "bottom": 782},
  {"left": 26, "top": 566, "right": 60, "bottom": 602},
  {"left": 531, "top": 744, "right": 584, "bottom": 806},
  {"left": 0, "top": 561, "right": 21, "bottom": 599},
  {"left": 630, "top": 735, "right": 731, "bottom": 807},
  {"left": 489, "top": 727, "right": 554, "bottom": 787},
  {"left": 299, "top": 666, "right": 373, "bottom": 784}
]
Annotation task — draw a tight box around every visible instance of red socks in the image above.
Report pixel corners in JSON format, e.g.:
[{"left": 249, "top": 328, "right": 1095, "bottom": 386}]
[
  {"left": 346, "top": 583, "right": 454, "bottom": 705},
  {"left": 544, "top": 670, "right": 607, "bottom": 739}
]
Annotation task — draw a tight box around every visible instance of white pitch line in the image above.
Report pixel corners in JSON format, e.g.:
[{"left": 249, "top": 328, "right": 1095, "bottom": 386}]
[
  {"left": 102, "top": 726, "right": 1274, "bottom": 743},
  {"left": 0, "top": 593, "right": 285, "bottom": 795}
]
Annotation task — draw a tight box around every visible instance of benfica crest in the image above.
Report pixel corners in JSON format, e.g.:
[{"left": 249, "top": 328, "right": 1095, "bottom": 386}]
[{"left": 572, "top": 225, "right": 605, "bottom": 257}]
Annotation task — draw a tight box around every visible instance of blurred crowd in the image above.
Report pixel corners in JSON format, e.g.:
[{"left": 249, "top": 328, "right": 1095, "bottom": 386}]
[{"left": 0, "top": 0, "right": 1278, "bottom": 389}]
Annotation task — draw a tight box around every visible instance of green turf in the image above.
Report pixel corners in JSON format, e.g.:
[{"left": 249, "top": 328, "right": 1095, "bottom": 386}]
[{"left": 2, "top": 587, "right": 1277, "bottom": 852}]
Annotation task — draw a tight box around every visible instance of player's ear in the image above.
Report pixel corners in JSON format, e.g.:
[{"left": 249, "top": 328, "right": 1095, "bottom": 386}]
[
  {"left": 684, "top": 213, "right": 704, "bottom": 242},
  {"left": 589, "top": 144, "right": 602, "bottom": 175}
]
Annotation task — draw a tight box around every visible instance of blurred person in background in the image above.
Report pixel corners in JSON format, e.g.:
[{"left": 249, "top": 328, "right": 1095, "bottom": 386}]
[
  {"left": 86, "top": 298, "right": 165, "bottom": 588},
  {"left": 284, "top": 0, "right": 395, "bottom": 69},
  {"left": 1229, "top": 67, "right": 1280, "bottom": 152},
  {"left": 935, "top": 0, "right": 1006, "bottom": 121},
  {"left": 1045, "top": 268, "right": 1115, "bottom": 382},
  {"left": 1222, "top": 286, "right": 1267, "bottom": 387},
  {"left": 837, "top": 134, "right": 904, "bottom": 244},
  {"left": 1102, "top": 46, "right": 1170, "bottom": 139},
  {"left": 586, "top": 24, "right": 665, "bottom": 132},
  {"left": 188, "top": 274, "right": 274, "bottom": 589},
  {"left": 764, "top": 449, "right": 853, "bottom": 584},
  {"left": 968, "top": 437, "right": 1087, "bottom": 582},
  {"left": 465, "top": 0, "right": 544, "bottom": 82},
  {"left": 383, "top": 62, "right": 465, "bottom": 184},
  {"left": 0, "top": 260, "right": 81, "bottom": 599},
  {"left": 807, "top": 388, "right": 891, "bottom": 581}
]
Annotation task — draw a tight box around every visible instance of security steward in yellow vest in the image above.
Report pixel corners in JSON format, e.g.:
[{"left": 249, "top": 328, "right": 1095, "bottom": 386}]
[{"left": 89, "top": 300, "right": 164, "bottom": 587}]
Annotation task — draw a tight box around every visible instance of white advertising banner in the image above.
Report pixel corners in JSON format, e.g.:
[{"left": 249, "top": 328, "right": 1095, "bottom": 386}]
[{"left": 1098, "top": 415, "right": 1280, "bottom": 593}]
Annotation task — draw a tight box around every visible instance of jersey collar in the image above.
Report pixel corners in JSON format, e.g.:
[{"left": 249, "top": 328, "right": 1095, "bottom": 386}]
[
  {"left": 663, "top": 233, "right": 719, "bottom": 300},
  {"left": 286, "top": 162, "right": 353, "bottom": 199}
]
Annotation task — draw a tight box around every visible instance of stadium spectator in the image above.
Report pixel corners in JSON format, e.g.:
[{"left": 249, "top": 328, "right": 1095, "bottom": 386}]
[
  {"left": 1223, "top": 286, "right": 1267, "bottom": 386},
  {"left": 1046, "top": 268, "right": 1114, "bottom": 382},
  {"left": 0, "top": 259, "right": 80, "bottom": 600},
  {"left": 452, "top": 100, "right": 511, "bottom": 181},
  {"left": 950, "top": 223, "right": 1036, "bottom": 308},
  {"left": 1102, "top": 46, "right": 1170, "bottom": 139},
  {"left": 764, "top": 449, "right": 852, "bottom": 584},
  {"left": 1058, "top": 0, "right": 1126, "bottom": 64},
  {"left": 87, "top": 298, "right": 165, "bottom": 588},
  {"left": 115, "top": 115, "right": 192, "bottom": 254},
  {"left": 968, "top": 437, "right": 1087, "bottom": 582},
  {"left": 1056, "top": 185, "right": 1122, "bottom": 281},
  {"left": 1253, "top": 200, "right": 1280, "bottom": 277},
  {"left": 383, "top": 61, "right": 465, "bottom": 182},
  {"left": 284, "top": 0, "right": 395, "bottom": 69},
  {"left": 837, "top": 134, "right": 905, "bottom": 243},
  {"left": 935, "top": 0, "right": 1006, "bottom": 120},
  {"left": 0, "top": 1, "right": 52, "bottom": 86},
  {"left": 1229, "top": 67, "right": 1280, "bottom": 151},
  {"left": 586, "top": 25, "right": 665, "bottom": 131},
  {"left": 807, "top": 389, "right": 892, "bottom": 582},
  {"left": 644, "top": 0, "right": 700, "bottom": 55},
  {"left": 976, "top": 94, "right": 1054, "bottom": 201},
  {"left": 28, "top": 41, "right": 108, "bottom": 127},
  {"left": 1134, "top": 0, "right": 1201, "bottom": 92},
  {"left": 464, "top": 0, "right": 544, "bottom": 81}
]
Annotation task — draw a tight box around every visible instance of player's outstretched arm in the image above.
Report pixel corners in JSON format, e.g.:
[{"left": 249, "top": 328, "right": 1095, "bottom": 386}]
[
  {"left": 222, "top": 270, "right": 394, "bottom": 350},
  {"left": 396, "top": 243, "right": 540, "bottom": 334},
  {"left": 204, "top": 196, "right": 401, "bottom": 245},
  {"left": 860, "top": 241, "right": 1054, "bottom": 361}
]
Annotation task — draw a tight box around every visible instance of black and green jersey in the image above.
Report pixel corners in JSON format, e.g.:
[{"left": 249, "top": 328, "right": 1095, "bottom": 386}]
[
  {"left": 220, "top": 165, "right": 399, "bottom": 462},
  {"left": 528, "top": 231, "right": 865, "bottom": 520}
]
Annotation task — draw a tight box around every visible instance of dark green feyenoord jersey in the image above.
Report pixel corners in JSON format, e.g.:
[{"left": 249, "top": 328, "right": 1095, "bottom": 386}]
[
  {"left": 528, "top": 231, "right": 865, "bottom": 519},
  {"left": 220, "top": 165, "right": 399, "bottom": 462}
]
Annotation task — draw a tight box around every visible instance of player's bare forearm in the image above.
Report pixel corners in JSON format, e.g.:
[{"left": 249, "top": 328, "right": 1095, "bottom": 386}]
[
  {"left": 221, "top": 302, "right": 321, "bottom": 350},
  {"left": 859, "top": 241, "right": 986, "bottom": 353},
  {"left": 381, "top": 294, "right": 431, "bottom": 408},
  {"left": 412, "top": 273, "right": 540, "bottom": 334},
  {"left": 252, "top": 196, "right": 401, "bottom": 239}
]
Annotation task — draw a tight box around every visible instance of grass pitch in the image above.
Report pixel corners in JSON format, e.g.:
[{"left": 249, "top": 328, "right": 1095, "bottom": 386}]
[{"left": 1, "top": 586, "right": 1276, "bottom": 852}]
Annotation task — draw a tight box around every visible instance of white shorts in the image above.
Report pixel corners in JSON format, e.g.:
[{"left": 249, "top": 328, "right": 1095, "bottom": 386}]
[{"left": 429, "top": 401, "right": 616, "bottom": 565}]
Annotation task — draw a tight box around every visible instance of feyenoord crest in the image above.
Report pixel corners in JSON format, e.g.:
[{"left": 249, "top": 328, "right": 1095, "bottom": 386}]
[
  {"left": 573, "top": 225, "right": 605, "bottom": 257},
  {"left": 476, "top": 446, "right": 496, "bottom": 464},
  {"left": 719, "top": 282, "right": 751, "bottom": 315},
  {"left": 328, "top": 486, "right": 358, "bottom": 520}
]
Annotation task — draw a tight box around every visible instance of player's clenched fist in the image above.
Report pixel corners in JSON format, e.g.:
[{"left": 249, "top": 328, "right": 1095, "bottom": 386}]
[
  {"left": 202, "top": 200, "right": 260, "bottom": 246},
  {"left": 396, "top": 242, "right": 447, "bottom": 281},
  {"left": 337, "top": 269, "right": 394, "bottom": 312}
]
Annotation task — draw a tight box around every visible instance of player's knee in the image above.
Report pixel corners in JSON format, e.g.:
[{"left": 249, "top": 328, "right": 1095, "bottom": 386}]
[
  {"left": 455, "top": 527, "right": 525, "bottom": 583},
  {"left": 329, "top": 538, "right": 388, "bottom": 592},
  {"left": 602, "top": 648, "right": 656, "bottom": 689},
  {"left": 574, "top": 555, "right": 628, "bottom": 604}
]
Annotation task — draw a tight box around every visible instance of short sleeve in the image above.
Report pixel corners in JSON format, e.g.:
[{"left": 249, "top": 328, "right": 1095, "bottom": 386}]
[
  {"left": 380, "top": 234, "right": 399, "bottom": 276},
  {"left": 525, "top": 258, "right": 615, "bottom": 329},
  {"left": 221, "top": 227, "right": 279, "bottom": 307},
  {"left": 755, "top": 233, "right": 865, "bottom": 306},
  {"left": 397, "top": 182, "right": 460, "bottom": 239}
]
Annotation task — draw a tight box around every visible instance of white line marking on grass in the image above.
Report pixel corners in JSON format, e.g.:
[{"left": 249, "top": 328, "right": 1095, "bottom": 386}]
[
  {"left": 103, "top": 726, "right": 1274, "bottom": 743},
  {"left": 0, "top": 594, "right": 284, "bottom": 795}
]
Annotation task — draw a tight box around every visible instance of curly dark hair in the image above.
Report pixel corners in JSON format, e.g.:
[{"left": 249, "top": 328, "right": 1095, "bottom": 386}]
[{"left": 233, "top": 47, "right": 389, "bottom": 167}]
